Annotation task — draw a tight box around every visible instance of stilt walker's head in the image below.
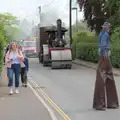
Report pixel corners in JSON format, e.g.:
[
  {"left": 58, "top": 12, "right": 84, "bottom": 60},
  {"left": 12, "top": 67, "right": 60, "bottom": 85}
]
[{"left": 102, "top": 22, "right": 111, "bottom": 31}]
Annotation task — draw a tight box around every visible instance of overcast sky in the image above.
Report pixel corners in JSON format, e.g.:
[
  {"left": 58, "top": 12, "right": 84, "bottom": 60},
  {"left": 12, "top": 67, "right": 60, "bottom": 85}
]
[{"left": 0, "top": 0, "right": 83, "bottom": 26}]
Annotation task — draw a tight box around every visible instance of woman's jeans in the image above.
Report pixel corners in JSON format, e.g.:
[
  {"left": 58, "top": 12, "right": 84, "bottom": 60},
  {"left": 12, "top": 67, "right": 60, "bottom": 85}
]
[{"left": 7, "top": 64, "right": 21, "bottom": 88}]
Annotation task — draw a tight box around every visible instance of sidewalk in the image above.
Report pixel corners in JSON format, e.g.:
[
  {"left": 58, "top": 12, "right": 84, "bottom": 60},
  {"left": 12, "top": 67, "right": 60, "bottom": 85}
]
[
  {"left": 0, "top": 68, "right": 52, "bottom": 120},
  {"left": 73, "top": 59, "right": 120, "bottom": 76}
]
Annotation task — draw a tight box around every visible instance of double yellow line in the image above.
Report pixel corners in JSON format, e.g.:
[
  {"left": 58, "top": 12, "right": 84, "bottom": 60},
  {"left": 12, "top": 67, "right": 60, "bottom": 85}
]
[{"left": 29, "top": 80, "right": 71, "bottom": 120}]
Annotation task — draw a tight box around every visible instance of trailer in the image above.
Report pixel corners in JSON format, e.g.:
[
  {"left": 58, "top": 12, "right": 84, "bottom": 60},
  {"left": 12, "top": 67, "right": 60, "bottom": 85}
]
[{"left": 36, "top": 19, "right": 72, "bottom": 69}]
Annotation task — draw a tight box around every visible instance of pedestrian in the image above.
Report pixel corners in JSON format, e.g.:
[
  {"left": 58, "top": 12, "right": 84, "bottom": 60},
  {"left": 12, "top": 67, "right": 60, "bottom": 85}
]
[
  {"left": 21, "top": 52, "right": 29, "bottom": 87},
  {"left": 4, "top": 44, "right": 10, "bottom": 80},
  {"left": 93, "top": 22, "right": 119, "bottom": 110},
  {"left": 5, "top": 42, "right": 24, "bottom": 95}
]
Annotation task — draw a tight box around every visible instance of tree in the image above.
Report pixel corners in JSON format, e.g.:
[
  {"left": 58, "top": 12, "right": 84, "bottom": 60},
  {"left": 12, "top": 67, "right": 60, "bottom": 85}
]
[
  {"left": 0, "top": 13, "right": 21, "bottom": 71},
  {"left": 19, "top": 19, "right": 32, "bottom": 38},
  {"left": 0, "top": 13, "right": 16, "bottom": 26},
  {"left": 72, "top": 22, "right": 88, "bottom": 34},
  {"left": 105, "top": 0, "right": 120, "bottom": 28},
  {"left": 77, "top": 0, "right": 110, "bottom": 34},
  {"left": 0, "top": 13, "right": 21, "bottom": 43},
  {"left": 5, "top": 25, "right": 21, "bottom": 42}
]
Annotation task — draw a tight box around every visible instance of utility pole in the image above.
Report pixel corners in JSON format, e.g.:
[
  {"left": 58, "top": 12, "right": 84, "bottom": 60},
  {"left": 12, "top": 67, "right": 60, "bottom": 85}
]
[
  {"left": 72, "top": 7, "right": 78, "bottom": 32},
  {"left": 72, "top": 7, "right": 78, "bottom": 58},
  {"left": 69, "top": 0, "right": 72, "bottom": 47}
]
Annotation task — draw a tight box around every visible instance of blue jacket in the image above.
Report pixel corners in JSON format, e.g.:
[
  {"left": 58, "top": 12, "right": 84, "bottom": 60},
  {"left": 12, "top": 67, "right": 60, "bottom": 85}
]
[
  {"left": 23, "top": 57, "right": 29, "bottom": 71},
  {"left": 99, "top": 30, "right": 110, "bottom": 49}
]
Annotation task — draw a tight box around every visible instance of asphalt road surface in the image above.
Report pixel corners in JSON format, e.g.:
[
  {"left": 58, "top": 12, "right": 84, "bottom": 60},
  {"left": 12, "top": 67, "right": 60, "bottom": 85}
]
[{"left": 28, "top": 58, "right": 120, "bottom": 120}]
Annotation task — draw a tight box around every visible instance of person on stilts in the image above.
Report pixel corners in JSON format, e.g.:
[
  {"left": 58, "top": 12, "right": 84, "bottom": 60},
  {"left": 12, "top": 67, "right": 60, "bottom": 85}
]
[{"left": 93, "top": 22, "right": 119, "bottom": 110}]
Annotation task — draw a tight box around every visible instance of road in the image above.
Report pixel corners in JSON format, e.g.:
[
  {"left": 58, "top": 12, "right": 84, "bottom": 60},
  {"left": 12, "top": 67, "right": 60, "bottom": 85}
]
[{"left": 28, "top": 58, "right": 120, "bottom": 120}]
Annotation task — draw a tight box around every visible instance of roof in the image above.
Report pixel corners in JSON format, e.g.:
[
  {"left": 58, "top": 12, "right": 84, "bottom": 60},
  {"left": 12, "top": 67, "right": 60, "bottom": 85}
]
[{"left": 40, "top": 25, "right": 68, "bottom": 32}]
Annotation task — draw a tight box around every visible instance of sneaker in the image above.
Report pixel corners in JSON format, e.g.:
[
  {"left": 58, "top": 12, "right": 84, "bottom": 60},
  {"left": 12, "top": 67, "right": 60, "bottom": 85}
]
[
  {"left": 15, "top": 88, "right": 19, "bottom": 94},
  {"left": 24, "top": 84, "right": 27, "bottom": 88},
  {"left": 9, "top": 88, "right": 13, "bottom": 95}
]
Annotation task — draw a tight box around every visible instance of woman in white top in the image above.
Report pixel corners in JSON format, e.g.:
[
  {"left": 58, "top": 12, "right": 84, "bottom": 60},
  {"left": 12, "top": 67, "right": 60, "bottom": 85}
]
[{"left": 5, "top": 42, "right": 24, "bottom": 95}]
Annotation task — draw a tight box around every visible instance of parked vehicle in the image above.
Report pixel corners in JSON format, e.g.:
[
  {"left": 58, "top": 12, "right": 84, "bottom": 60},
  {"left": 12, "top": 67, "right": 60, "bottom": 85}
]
[{"left": 22, "top": 41, "right": 37, "bottom": 58}]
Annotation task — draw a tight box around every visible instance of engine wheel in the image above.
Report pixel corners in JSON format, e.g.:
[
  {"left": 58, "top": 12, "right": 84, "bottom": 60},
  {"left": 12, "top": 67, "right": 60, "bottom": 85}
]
[{"left": 67, "top": 64, "right": 72, "bottom": 69}]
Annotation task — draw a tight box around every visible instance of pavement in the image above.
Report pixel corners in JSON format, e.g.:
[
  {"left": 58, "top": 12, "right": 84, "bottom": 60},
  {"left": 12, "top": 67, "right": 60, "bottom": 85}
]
[
  {"left": 73, "top": 59, "right": 120, "bottom": 76},
  {"left": 0, "top": 68, "right": 52, "bottom": 120}
]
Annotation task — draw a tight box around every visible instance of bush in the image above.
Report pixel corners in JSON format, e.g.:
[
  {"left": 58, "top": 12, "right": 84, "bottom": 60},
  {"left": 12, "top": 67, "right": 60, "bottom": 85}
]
[
  {"left": 0, "top": 32, "right": 5, "bottom": 72},
  {"left": 76, "top": 42, "right": 98, "bottom": 63},
  {"left": 110, "top": 46, "right": 120, "bottom": 68},
  {"left": 111, "top": 27, "right": 120, "bottom": 44},
  {"left": 72, "top": 31, "right": 120, "bottom": 68},
  {"left": 72, "top": 31, "right": 98, "bottom": 59}
]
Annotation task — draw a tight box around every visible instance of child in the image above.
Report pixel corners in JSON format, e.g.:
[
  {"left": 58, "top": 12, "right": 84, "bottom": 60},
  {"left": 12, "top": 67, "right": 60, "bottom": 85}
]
[{"left": 21, "top": 52, "right": 29, "bottom": 87}]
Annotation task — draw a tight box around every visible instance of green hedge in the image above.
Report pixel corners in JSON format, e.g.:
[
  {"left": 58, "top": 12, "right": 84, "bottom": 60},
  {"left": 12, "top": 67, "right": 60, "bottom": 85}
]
[
  {"left": 76, "top": 42, "right": 98, "bottom": 63},
  {"left": 0, "top": 50, "right": 3, "bottom": 72},
  {"left": 0, "top": 32, "right": 5, "bottom": 72},
  {"left": 72, "top": 34, "right": 98, "bottom": 59},
  {"left": 72, "top": 32, "right": 120, "bottom": 68},
  {"left": 0, "top": 51, "right": 3, "bottom": 72},
  {"left": 110, "top": 46, "right": 120, "bottom": 68}
]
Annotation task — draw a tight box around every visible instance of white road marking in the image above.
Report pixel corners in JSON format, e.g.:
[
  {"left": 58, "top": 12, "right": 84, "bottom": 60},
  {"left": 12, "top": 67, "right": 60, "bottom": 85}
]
[
  {"left": 28, "top": 83, "right": 57, "bottom": 120},
  {"left": 29, "top": 80, "right": 72, "bottom": 120}
]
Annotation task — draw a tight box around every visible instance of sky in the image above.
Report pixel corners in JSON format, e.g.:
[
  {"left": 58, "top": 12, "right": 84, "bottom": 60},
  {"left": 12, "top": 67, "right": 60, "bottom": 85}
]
[{"left": 0, "top": 0, "right": 83, "bottom": 26}]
